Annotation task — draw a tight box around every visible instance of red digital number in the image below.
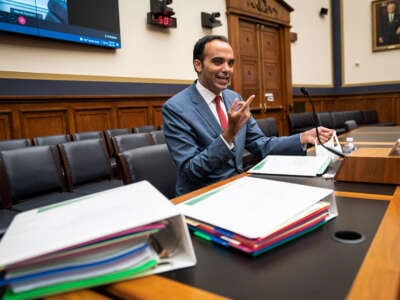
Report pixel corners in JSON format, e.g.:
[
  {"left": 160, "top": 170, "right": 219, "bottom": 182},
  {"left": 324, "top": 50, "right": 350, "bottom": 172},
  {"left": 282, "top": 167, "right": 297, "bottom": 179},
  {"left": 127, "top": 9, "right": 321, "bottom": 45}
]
[
  {"left": 158, "top": 15, "right": 163, "bottom": 25},
  {"left": 163, "top": 17, "right": 169, "bottom": 26}
]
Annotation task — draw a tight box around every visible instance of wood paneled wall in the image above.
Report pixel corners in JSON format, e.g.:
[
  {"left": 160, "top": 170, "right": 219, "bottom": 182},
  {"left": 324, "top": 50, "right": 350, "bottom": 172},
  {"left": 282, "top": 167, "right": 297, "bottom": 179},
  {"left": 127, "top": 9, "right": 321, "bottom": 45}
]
[
  {"left": 0, "top": 95, "right": 168, "bottom": 140},
  {"left": 293, "top": 91, "right": 399, "bottom": 126},
  {"left": 0, "top": 91, "right": 398, "bottom": 140}
]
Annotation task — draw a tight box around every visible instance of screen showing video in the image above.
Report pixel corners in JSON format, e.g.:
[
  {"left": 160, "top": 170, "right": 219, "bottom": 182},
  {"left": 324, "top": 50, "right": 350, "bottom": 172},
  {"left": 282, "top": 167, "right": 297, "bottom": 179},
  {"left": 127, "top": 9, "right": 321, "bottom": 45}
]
[{"left": 0, "top": 0, "right": 121, "bottom": 48}]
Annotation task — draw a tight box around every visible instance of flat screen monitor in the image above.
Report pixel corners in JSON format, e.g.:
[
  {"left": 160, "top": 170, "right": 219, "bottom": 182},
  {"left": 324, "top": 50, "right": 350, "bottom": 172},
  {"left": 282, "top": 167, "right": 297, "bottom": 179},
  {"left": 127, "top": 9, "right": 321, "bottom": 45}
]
[{"left": 0, "top": 0, "right": 121, "bottom": 48}]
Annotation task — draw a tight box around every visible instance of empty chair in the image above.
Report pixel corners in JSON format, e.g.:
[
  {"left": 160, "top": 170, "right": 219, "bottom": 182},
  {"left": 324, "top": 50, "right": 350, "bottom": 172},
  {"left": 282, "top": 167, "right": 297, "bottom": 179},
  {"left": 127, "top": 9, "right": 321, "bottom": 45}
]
[
  {"left": 361, "top": 109, "right": 378, "bottom": 125},
  {"left": 112, "top": 133, "right": 154, "bottom": 154},
  {"left": 133, "top": 125, "right": 157, "bottom": 133},
  {"left": 0, "top": 138, "right": 31, "bottom": 151},
  {"left": 316, "top": 112, "right": 334, "bottom": 129},
  {"left": 72, "top": 130, "right": 104, "bottom": 141},
  {"left": 361, "top": 109, "right": 395, "bottom": 126},
  {"left": 256, "top": 117, "right": 279, "bottom": 136},
  {"left": 58, "top": 139, "right": 123, "bottom": 195},
  {"left": 0, "top": 146, "right": 75, "bottom": 211},
  {"left": 104, "top": 128, "right": 131, "bottom": 156},
  {"left": 119, "top": 144, "right": 177, "bottom": 199},
  {"left": 149, "top": 130, "right": 166, "bottom": 144},
  {"left": 104, "top": 128, "right": 131, "bottom": 172},
  {"left": 344, "top": 120, "right": 358, "bottom": 132},
  {"left": 288, "top": 112, "right": 315, "bottom": 135},
  {"left": 331, "top": 111, "right": 347, "bottom": 135},
  {"left": 343, "top": 110, "right": 363, "bottom": 125},
  {"left": 32, "top": 134, "right": 71, "bottom": 146}
]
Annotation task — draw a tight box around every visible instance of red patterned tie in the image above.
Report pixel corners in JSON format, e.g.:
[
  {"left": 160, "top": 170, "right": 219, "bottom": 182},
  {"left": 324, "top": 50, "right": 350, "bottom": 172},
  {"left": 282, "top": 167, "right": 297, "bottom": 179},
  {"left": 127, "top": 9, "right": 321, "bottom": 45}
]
[{"left": 215, "top": 95, "right": 228, "bottom": 130}]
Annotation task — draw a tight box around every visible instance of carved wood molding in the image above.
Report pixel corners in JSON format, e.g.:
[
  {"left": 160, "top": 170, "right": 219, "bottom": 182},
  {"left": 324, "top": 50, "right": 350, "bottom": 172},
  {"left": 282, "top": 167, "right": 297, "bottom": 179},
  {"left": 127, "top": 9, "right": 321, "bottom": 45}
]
[{"left": 226, "top": 0, "right": 292, "bottom": 25}]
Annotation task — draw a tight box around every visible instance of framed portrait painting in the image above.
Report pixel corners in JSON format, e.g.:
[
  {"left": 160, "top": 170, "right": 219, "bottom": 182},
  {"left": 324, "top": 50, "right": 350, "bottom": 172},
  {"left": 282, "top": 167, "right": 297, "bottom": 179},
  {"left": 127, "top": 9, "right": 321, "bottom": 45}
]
[{"left": 372, "top": 0, "right": 400, "bottom": 51}]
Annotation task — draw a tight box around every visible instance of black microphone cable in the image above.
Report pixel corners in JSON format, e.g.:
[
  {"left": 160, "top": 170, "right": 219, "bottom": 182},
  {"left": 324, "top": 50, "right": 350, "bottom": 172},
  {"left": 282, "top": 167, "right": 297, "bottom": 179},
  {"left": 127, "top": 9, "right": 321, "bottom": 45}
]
[{"left": 300, "top": 87, "right": 345, "bottom": 158}]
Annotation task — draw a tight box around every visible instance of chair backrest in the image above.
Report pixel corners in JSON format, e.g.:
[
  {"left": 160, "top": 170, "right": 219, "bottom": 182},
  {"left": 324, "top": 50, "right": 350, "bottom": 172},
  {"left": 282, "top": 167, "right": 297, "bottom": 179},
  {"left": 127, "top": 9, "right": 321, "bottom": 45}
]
[
  {"left": 72, "top": 130, "right": 104, "bottom": 141},
  {"left": 344, "top": 120, "right": 358, "bottom": 132},
  {"left": 32, "top": 134, "right": 71, "bottom": 146},
  {"left": 119, "top": 144, "right": 177, "bottom": 199},
  {"left": 58, "top": 139, "right": 113, "bottom": 191},
  {"left": 112, "top": 133, "right": 154, "bottom": 154},
  {"left": 104, "top": 128, "right": 131, "bottom": 157},
  {"left": 256, "top": 117, "right": 279, "bottom": 136},
  {"left": 0, "top": 138, "right": 31, "bottom": 151},
  {"left": 0, "top": 146, "right": 66, "bottom": 208},
  {"left": 288, "top": 112, "right": 314, "bottom": 134},
  {"left": 316, "top": 112, "right": 334, "bottom": 129},
  {"left": 133, "top": 125, "right": 157, "bottom": 133},
  {"left": 149, "top": 130, "right": 166, "bottom": 144},
  {"left": 361, "top": 109, "right": 378, "bottom": 124},
  {"left": 343, "top": 110, "right": 363, "bottom": 125},
  {"left": 331, "top": 111, "right": 346, "bottom": 129}
]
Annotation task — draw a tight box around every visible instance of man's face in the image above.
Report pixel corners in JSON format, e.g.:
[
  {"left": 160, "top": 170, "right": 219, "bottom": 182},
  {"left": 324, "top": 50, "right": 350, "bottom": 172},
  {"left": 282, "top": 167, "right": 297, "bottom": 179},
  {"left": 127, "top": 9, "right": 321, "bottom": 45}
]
[
  {"left": 387, "top": 3, "right": 396, "bottom": 13},
  {"left": 194, "top": 39, "right": 235, "bottom": 95}
]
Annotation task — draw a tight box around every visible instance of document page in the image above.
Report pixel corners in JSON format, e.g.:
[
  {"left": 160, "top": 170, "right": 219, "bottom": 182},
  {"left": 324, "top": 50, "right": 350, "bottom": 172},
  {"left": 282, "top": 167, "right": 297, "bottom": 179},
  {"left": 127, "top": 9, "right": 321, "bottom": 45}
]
[{"left": 249, "top": 155, "right": 330, "bottom": 176}]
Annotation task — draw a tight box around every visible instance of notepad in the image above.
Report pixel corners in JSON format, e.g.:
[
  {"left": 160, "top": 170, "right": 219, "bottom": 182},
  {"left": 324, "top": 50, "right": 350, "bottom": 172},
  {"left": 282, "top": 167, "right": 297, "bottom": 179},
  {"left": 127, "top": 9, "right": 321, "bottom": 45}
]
[{"left": 248, "top": 155, "right": 331, "bottom": 176}]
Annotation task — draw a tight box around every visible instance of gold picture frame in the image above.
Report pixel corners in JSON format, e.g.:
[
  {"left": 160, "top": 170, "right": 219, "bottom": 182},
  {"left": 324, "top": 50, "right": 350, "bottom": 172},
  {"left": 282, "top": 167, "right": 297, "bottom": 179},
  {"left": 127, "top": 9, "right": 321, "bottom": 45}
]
[{"left": 372, "top": 0, "right": 400, "bottom": 51}]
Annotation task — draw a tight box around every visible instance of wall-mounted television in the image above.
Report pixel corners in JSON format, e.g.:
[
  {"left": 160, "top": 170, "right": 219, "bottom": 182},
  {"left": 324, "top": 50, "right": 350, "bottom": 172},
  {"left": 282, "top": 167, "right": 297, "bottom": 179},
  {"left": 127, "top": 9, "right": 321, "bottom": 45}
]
[{"left": 0, "top": 0, "right": 121, "bottom": 48}]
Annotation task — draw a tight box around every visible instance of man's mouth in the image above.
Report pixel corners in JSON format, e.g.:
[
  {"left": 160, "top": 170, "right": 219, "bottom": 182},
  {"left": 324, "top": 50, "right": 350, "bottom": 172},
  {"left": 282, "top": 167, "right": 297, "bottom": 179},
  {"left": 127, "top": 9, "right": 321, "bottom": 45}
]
[{"left": 216, "top": 74, "right": 230, "bottom": 83}]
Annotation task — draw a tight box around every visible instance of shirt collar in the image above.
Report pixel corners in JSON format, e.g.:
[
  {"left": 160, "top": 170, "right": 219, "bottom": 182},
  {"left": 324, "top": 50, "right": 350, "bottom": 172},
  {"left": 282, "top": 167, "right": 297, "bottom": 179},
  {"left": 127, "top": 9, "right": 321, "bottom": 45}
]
[{"left": 195, "top": 81, "right": 222, "bottom": 105}]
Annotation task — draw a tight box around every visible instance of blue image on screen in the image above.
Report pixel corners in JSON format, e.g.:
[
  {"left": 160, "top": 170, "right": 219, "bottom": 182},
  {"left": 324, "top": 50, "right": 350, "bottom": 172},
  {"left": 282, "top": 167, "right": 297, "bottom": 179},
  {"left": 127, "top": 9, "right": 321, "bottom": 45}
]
[{"left": 0, "top": 0, "right": 121, "bottom": 48}]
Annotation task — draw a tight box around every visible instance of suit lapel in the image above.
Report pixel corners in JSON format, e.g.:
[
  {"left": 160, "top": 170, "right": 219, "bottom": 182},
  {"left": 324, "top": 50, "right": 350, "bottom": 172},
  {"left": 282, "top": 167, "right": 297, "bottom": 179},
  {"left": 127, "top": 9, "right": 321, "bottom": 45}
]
[{"left": 189, "top": 85, "right": 222, "bottom": 135}]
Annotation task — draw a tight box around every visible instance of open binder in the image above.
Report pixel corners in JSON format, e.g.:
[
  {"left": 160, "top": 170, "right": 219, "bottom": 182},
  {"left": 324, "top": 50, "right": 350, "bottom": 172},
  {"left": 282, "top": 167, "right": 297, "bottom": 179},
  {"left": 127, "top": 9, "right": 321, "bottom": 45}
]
[
  {"left": 0, "top": 181, "right": 196, "bottom": 300},
  {"left": 177, "top": 176, "right": 337, "bottom": 256}
]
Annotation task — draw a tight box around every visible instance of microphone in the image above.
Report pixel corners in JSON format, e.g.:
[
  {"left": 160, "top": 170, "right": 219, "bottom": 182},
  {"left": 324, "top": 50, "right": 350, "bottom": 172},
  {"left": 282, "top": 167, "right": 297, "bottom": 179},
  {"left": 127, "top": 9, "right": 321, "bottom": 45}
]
[{"left": 300, "top": 87, "right": 345, "bottom": 158}]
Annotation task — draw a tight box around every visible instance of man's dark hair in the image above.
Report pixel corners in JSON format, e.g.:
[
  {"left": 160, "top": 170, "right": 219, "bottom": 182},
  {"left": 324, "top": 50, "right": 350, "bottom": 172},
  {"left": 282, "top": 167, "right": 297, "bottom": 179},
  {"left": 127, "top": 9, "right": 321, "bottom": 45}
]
[{"left": 193, "top": 35, "right": 229, "bottom": 62}]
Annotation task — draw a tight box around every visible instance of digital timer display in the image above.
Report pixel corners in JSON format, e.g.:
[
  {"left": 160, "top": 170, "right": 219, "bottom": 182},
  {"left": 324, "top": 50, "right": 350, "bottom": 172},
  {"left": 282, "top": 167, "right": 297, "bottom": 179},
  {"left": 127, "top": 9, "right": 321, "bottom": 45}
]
[{"left": 147, "top": 13, "right": 177, "bottom": 28}]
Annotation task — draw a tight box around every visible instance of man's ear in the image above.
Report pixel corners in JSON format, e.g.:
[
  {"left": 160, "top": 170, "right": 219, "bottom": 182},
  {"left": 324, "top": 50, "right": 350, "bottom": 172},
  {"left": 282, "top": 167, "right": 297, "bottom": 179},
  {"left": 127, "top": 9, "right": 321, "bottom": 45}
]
[{"left": 193, "top": 59, "right": 203, "bottom": 73}]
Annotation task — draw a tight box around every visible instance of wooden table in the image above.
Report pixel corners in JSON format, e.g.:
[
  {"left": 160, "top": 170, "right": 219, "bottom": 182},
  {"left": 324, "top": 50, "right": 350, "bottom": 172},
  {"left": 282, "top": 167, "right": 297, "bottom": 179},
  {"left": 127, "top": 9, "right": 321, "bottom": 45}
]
[{"left": 44, "top": 126, "right": 400, "bottom": 300}]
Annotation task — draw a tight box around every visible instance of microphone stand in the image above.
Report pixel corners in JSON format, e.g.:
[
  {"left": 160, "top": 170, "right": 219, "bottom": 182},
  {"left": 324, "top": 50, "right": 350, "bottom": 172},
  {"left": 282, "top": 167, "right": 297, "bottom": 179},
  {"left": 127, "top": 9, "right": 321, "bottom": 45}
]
[{"left": 300, "top": 87, "right": 345, "bottom": 158}]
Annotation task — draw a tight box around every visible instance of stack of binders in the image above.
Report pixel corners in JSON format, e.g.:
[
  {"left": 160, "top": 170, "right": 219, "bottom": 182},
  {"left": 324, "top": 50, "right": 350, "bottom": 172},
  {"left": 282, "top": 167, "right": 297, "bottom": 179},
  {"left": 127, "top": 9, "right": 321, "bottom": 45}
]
[
  {"left": 0, "top": 181, "right": 196, "bottom": 300},
  {"left": 177, "top": 176, "right": 337, "bottom": 256}
]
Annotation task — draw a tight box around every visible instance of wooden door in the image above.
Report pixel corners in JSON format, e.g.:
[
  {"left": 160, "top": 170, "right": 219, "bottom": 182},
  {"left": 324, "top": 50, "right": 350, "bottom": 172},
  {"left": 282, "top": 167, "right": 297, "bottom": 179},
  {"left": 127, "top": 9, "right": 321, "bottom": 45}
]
[{"left": 227, "top": 0, "right": 294, "bottom": 135}]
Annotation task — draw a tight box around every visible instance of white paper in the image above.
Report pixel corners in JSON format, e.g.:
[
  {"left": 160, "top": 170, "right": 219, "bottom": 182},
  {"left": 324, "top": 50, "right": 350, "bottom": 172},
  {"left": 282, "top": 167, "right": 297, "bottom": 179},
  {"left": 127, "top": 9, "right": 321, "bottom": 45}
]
[
  {"left": 249, "top": 155, "right": 331, "bottom": 176},
  {"left": 177, "top": 177, "right": 335, "bottom": 239}
]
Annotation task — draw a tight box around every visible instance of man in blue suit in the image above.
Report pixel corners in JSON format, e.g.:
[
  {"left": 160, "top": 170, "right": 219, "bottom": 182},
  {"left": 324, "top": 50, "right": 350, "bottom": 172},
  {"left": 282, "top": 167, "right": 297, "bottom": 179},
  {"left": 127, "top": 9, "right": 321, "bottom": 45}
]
[{"left": 162, "top": 35, "right": 333, "bottom": 196}]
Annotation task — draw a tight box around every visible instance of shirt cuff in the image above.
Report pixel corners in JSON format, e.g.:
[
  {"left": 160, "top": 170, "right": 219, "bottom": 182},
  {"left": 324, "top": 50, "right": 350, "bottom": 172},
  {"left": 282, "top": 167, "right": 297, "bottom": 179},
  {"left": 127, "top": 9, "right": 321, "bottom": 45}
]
[
  {"left": 220, "top": 134, "right": 234, "bottom": 150},
  {"left": 299, "top": 135, "right": 307, "bottom": 151}
]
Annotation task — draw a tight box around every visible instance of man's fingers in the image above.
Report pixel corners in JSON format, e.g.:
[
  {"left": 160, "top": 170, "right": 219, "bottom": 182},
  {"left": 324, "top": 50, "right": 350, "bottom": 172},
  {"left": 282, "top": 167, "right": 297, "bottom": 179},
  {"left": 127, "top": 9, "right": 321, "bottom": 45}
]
[{"left": 245, "top": 95, "right": 256, "bottom": 106}]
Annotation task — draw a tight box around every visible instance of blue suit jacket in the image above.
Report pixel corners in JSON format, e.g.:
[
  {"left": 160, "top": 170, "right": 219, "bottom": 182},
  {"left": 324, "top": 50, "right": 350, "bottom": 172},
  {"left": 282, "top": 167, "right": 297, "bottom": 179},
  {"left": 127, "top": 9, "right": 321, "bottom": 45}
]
[{"left": 162, "top": 84, "right": 305, "bottom": 196}]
